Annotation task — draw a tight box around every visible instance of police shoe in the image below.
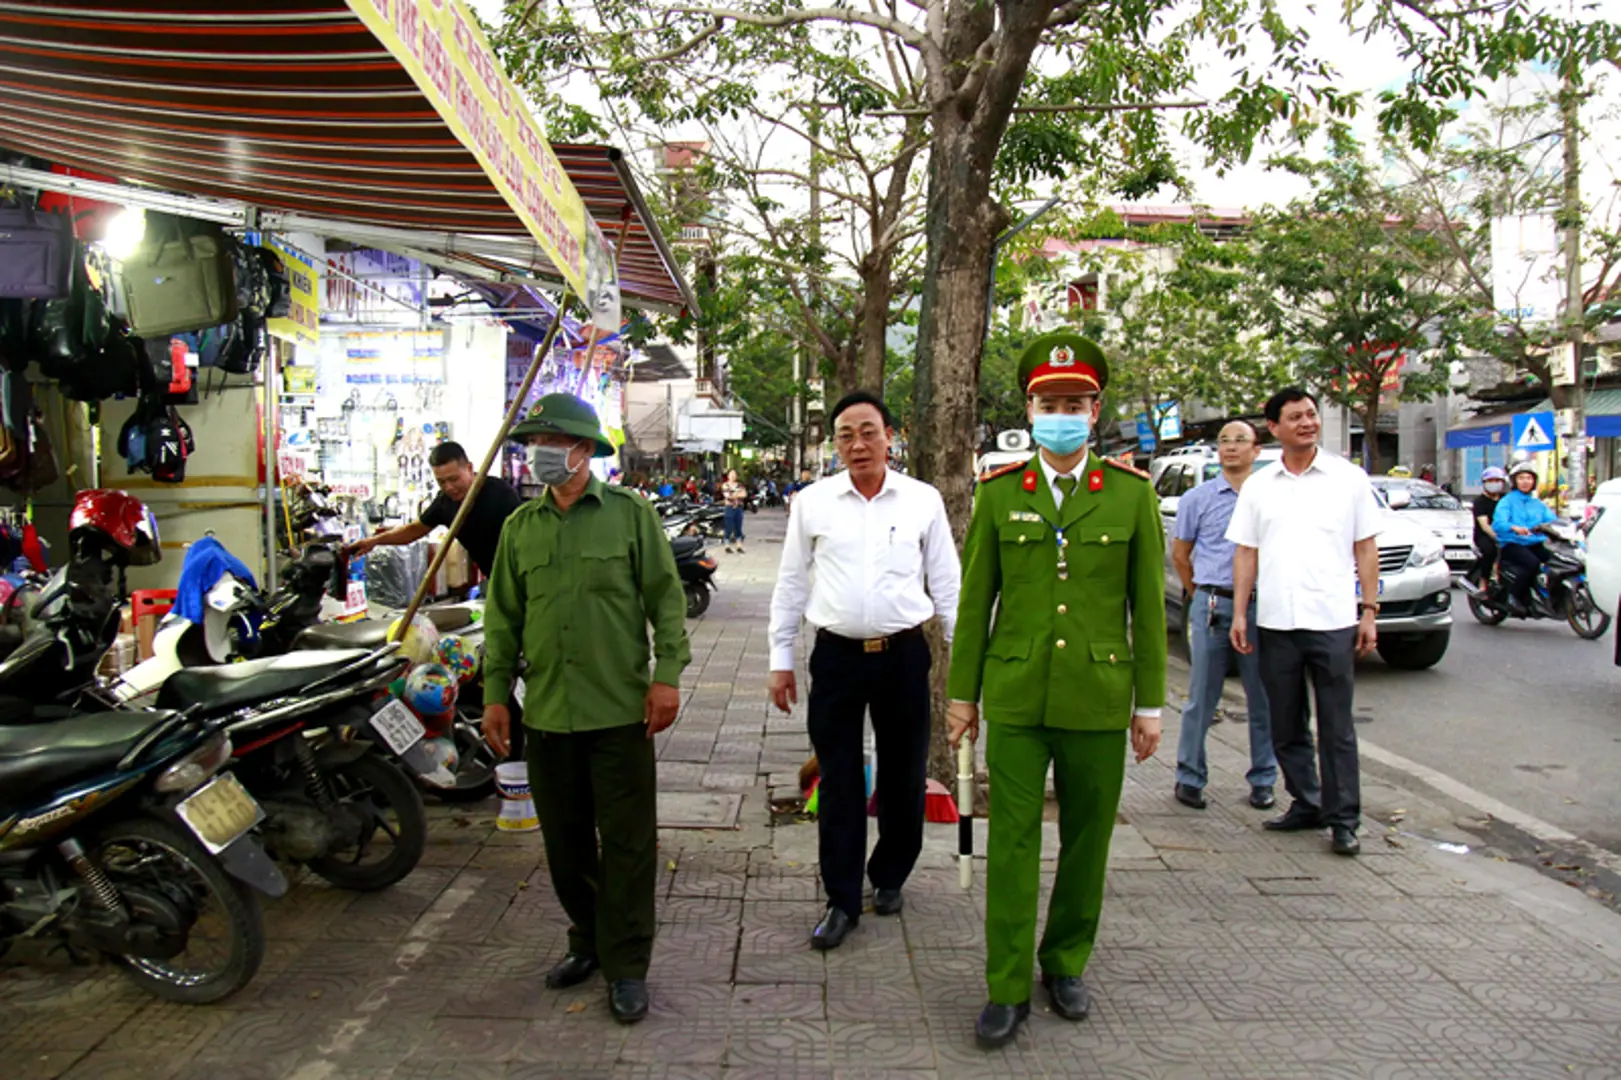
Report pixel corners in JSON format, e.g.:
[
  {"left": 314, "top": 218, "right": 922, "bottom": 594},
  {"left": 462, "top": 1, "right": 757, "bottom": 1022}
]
[
  {"left": 1331, "top": 827, "right": 1361, "bottom": 857},
  {"left": 1263, "top": 804, "right": 1324, "bottom": 832},
  {"left": 1042, "top": 974, "right": 1091, "bottom": 1021},
  {"left": 975, "top": 1001, "right": 1030, "bottom": 1048},
  {"left": 872, "top": 888, "right": 904, "bottom": 915},
  {"left": 545, "top": 952, "right": 600, "bottom": 989},
  {"left": 810, "top": 906, "right": 858, "bottom": 950},
  {"left": 609, "top": 978, "right": 649, "bottom": 1024}
]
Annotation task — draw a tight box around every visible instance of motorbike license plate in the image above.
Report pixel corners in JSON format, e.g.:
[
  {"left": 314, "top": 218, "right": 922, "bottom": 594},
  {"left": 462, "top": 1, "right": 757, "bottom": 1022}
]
[
  {"left": 370, "top": 699, "right": 425, "bottom": 755},
  {"left": 176, "top": 773, "right": 266, "bottom": 854}
]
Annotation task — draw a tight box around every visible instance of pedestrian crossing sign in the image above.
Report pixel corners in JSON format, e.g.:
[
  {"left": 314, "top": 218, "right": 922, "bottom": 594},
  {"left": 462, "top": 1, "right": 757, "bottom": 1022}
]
[{"left": 1511, "top": 411, "right": 1556, "bottom": 453}]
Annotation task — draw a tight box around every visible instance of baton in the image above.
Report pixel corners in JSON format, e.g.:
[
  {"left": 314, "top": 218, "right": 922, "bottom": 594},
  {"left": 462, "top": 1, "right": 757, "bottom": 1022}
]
[{"left": 957, "top": 737, "right": 974, "bottom": 889}]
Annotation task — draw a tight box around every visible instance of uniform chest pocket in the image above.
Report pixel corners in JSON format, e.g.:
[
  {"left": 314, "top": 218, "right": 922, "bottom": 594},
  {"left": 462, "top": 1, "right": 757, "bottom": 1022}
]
[
  {"left": 581, "top": 539, "right": 635, "bottom": 594},
  {"left": 522, "top": 544, "right": 556, "bottom": 602},
  {"left": 999, "top": 520, "right": 1050, "bottom": 581},
  {"left": 1075, "top": 521, "right": 1134, "bottom": 579}
]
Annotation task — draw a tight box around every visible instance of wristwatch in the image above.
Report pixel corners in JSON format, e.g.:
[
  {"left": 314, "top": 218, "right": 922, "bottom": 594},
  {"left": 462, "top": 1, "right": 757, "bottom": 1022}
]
[{"left": 1358, "top": 602, "right": 1380, "bottom": 616}]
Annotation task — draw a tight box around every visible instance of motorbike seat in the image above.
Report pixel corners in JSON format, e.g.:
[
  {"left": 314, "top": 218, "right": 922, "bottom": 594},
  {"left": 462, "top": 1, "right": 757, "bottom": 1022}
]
[
  {"left": 0, "top": 710, "right": 175, "bottom": 812},
  {"left": 156, "top": 650, "right": 372, "bottom": 713},
  {"left": 670, "top": 537, "right": 705, "bottom": 559},
  {"left": 292, "top": 606, "right": 474, "bottom": 651}
]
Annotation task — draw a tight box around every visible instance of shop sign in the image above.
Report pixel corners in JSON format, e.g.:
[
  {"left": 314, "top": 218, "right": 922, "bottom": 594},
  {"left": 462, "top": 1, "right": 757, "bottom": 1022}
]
[
  {"left": 331, "top": 481, "right": 374, "bottom": 499},
  {"left": 265, "top": 237, "right": 320, "bottom": 347},
  {"left": 345, "top": 0, "right": 589, "bottom": 297}
]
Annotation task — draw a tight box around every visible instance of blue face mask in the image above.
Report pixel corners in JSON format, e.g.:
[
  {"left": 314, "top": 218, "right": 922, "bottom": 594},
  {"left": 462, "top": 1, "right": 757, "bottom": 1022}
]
[{"left": 1031, "top": 413, "right": 1091, "bottom": 455}]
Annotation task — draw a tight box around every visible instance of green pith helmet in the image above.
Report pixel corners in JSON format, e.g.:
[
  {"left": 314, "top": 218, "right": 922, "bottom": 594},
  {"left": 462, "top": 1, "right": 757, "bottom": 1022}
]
[
  {"left": 509, "top": 393, "right": 615, "bottom": 457},
  {"left": 1017, "top": 331, "right": 1109, "bottom": 396}
]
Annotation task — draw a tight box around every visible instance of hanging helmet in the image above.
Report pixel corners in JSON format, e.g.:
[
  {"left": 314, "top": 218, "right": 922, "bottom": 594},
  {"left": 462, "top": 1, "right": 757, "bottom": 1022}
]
[
  {"left": 69, "top": 489, "right": 161, "bottom": 566},
  {"left": 1481, "top": 466, "right": 1508, "bottom": 484},
  {"left": 1508, "top": 460, "right": 1538, "bottom": 483}
]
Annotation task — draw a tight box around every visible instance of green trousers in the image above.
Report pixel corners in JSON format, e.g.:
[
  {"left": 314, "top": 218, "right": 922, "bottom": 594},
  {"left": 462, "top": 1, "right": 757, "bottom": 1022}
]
[
  {"left": 985, "top": 723, "right": 1126, "bottom": 1005},
  {"left": 525, "top": 722, "right": 657, "bottom": 981}
]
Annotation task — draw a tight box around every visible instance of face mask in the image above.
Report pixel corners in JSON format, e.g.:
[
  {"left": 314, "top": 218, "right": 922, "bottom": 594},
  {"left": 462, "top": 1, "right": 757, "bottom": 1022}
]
[
  {"left": 1031, "top": 413, "right": 1091, "bottom": 455},
  {"left": 529, "top": 443, "right": 583, "bottom": 486},
  {"left": 1483, "top": 481, "right": 1505, "bottom": 495}
]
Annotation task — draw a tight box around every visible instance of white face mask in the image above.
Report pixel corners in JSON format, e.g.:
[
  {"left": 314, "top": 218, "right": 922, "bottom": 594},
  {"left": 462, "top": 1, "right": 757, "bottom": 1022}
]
[{"left": 529, "top": 443, "right": 583, "bottom": 486}]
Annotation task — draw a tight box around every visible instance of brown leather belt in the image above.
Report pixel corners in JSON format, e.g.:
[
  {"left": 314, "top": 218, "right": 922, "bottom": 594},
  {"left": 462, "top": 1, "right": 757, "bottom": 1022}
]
[{"left": 816, "top": 625, "right": 925, "bottom": 653}]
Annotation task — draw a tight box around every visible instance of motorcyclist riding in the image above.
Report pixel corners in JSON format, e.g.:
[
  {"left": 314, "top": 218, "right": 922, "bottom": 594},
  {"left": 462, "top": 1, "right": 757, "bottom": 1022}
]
[
  {"left": 1464, "top": 466, "right": 1509, "bottom": 593},
  {"left": 1492, "top": 461, "right": 1556, "bottom": 615}
]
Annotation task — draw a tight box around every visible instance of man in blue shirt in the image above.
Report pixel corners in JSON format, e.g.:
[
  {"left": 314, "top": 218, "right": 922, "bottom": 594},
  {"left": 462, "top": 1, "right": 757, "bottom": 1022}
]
[{"left": 1170, "top": 421, "right": 1278, "bottom": 811}]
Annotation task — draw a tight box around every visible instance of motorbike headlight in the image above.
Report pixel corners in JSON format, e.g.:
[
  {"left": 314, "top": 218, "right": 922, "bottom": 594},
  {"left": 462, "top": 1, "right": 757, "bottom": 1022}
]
[
  {"left": 155, "top": 731, "right": 233, "bottom": 794},
  {"left": 1407, "top": 538, "right": 1445, "bottom": 568}
]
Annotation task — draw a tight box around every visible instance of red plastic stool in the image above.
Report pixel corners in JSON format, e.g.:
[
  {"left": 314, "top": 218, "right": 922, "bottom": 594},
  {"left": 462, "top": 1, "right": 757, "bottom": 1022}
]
[{"left": 130, "top": 589, "right": 177, "bottom": 661}]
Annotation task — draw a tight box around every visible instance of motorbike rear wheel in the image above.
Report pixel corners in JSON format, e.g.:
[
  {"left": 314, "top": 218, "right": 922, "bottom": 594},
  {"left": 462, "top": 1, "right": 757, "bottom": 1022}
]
[
  {"left": 99, "top": 816, "right": 265, "bottom": 1004},
  {"left": 1566, "top": 583, "right": 1611, "bottom": 640},
  {"left": 685, "top": 583, "right": 711, "bottom": 619},
  {"left": 307, "top": 752, "right": 427, "bottom": 891},
  {"left": 1468, "top": 594, "right": 1508, "bottom": 626}
]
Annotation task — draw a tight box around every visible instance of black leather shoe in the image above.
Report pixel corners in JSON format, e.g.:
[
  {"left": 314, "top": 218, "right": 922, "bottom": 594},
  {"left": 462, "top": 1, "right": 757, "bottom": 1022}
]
[
  {"left": 1331, "top": 827, "right": 1361, "bottom": 856},
  {"left": 544, "top": 951, "right": 599, "bottom": 989},
  {"left": 873, "top": 888, "right": 904, "bottom": 916},
  {"left": 1263, "top": 804, "right": 1324, "bottom": 832},
  {"left": 1249, "top": 785, "right": 1277, "bottom": 810},
  {"left": 1041, "top": 974, "right": 1091, "bottom": 1021},
  {"left": 1174, "top": 783, "right": 1207, "bottom": 810},
  {"left": 810, "top": 906, "right": 857, "bottom": 950},
  {"left": 608, "top": 978, "right": 649, "bottom": 1024},
  {"left": 975, "top": 1001, "right": 1030, "bottom": 1049}
]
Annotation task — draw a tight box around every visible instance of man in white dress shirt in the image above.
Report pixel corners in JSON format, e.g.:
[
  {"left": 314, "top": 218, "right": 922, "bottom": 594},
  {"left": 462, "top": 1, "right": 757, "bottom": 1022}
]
[
  {"left": 1227, "top": 387, "right": 1383, "bottom": 857},
  {"left": 768, "top": 390, "right": 962, "bottom": 950}
]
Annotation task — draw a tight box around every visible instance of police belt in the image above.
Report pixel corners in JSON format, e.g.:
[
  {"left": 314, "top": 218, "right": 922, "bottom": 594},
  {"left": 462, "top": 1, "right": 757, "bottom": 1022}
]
[
  {"left": 816, "top": 624, "right": 925, "bottom": 654},
  {"left": 1195, "top": 584, "right": 1236, "bottom": 599}
]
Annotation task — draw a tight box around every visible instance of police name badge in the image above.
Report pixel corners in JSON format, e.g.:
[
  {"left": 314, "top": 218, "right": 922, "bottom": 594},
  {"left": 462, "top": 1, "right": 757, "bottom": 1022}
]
[{"left": 1008, "top": 511, "right": 1041, "bottom": 522}]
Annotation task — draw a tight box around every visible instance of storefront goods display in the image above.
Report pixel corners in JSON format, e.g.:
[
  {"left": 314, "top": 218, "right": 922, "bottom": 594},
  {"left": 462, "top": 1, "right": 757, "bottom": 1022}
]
[
  {"left": 388, "top": 611, "right": 439, "bottom": 665},
  {"left": 434, "top": 633, "right": 479, "bottom": 683},
  {"left": 402, "top": 662, "right": 458, "bottom": 726},
  {"left": 0, "top": 205, "right": 72, "bottom": 298},
  {"left": 120, "top": 213, "right": 238, "bottom": 337}
]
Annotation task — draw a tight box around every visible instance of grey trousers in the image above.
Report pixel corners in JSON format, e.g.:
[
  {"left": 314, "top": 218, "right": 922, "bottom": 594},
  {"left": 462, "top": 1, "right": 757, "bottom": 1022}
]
[{"left": 1256, "top": 627, "right": 1361, "bottom": 830}]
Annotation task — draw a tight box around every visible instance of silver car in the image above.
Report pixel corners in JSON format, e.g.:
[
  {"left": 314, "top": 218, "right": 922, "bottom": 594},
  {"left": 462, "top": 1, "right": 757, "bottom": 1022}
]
[
  {"left": 1161, "top": 460, "right": 1454, "bottom": 670},
  {"left": 1369, "top": 478, "right": 1476, "bottom": 580}
]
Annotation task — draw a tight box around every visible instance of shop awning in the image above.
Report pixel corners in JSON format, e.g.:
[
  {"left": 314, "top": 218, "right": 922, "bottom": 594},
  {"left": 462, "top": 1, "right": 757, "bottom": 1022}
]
[
  {"left": 0, "top": 0, "right": 694, "bottom": 314},
  {"left": 1444, "top": 409, "right": 1519, "bottom": 450},
  {"left": 1445, "top": 390, "right": 1621, "bottom": 448}
]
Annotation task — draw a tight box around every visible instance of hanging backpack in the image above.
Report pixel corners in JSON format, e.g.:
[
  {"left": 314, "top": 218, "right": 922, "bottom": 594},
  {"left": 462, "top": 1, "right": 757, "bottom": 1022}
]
[
  {"left": 257, "top": 245, "right": 293, "bottom": 319},
  {"left": 120, "top": 212, "right": 238, "bottom": 336},
  {"left": 30, "top": 241, "right": 110, "bottom": 379},
  {"left": 56, "top": 318, "right": 141, "bottom": 402},
  {"left": 147, "top": 404, "right": 193, "bottom": 484}
]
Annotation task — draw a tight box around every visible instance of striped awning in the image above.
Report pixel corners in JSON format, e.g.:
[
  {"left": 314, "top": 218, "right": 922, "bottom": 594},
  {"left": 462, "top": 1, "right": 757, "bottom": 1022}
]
[{"left": 0, "top": 0, "right": 693, "bottom": 314}]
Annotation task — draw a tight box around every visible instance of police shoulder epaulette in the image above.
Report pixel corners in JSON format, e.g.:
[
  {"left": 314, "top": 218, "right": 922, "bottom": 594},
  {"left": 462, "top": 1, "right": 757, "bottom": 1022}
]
[
  {"left": 1103, "top": 456, "right": 1151, "bottom": 481},
  {"left": 978, "top": 461, "right": 1026, "bottom": 484}
]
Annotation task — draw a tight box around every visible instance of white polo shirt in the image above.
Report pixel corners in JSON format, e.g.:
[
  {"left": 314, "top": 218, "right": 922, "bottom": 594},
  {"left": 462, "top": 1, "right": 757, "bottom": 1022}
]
[{"left": 1225, "top": 448, "right": 1383, "bottom": 631}]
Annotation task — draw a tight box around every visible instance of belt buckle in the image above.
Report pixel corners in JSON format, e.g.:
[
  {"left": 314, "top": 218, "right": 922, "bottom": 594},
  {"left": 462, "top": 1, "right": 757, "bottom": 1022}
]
[{"left": 863, "top": 637, "right": 886, "bottom": 654}]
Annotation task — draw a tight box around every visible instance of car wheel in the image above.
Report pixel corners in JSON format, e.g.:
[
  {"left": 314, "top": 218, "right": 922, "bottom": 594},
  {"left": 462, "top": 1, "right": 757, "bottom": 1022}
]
[{"left": 1375, "top": 630, "right": 1450, "bottom": 670}]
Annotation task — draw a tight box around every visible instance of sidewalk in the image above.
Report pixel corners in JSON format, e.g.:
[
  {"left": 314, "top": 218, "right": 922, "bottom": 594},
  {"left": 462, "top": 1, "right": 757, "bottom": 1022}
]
[{"left": 7, "top": 507, "right": 1621, "bottom": 1079}]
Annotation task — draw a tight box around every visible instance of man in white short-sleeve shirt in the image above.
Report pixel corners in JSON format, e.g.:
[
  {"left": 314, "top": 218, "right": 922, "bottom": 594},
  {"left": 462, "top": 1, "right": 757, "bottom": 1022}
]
[{"left": 1226, "top": 387, "right": 1382, "bottom": 857}]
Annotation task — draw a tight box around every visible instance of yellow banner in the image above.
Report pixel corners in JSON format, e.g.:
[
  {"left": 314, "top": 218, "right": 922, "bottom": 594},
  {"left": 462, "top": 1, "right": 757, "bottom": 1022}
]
[
  {"left": 266, "top": 237, "right": 319, "bottom": 347},
  {"left": 345, "top": 0, "right": 589, "bottom": 296}
]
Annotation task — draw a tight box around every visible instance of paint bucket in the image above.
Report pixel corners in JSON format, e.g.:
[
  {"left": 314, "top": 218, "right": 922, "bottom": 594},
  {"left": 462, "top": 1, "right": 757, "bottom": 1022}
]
[{"left": 495, "top": 761, "right": 538, "bottom": 832}]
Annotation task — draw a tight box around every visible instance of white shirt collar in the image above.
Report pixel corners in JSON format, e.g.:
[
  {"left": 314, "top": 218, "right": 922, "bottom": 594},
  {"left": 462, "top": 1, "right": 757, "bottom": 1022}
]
[
  {"left": 836, "top": 467, "right": 897, "bottom": 499},
  {"left": 1037, "top": 451, "right": 1091, "bottom": 487}
]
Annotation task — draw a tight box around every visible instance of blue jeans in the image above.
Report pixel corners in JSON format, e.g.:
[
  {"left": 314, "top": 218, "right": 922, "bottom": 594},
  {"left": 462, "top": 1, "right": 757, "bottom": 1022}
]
[
  {"left": 1176, "top": 588, "right": 1278, "bottom": 791},
  {"left": 723, "top": 506, "right": 745, "bottom": 543}
]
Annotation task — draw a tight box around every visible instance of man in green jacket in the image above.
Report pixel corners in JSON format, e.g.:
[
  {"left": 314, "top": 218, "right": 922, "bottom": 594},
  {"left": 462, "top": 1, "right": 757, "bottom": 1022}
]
[
  {"left": 946, "top": 332, "right": 1166, "bottom": 1049},
  {"left": 481, "top": 393, "right": 691, "bottom": 1025}
]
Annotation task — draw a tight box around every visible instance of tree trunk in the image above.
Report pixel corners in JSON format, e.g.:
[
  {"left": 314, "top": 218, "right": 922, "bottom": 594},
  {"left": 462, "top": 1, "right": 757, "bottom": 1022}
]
[
  {"left": 858, "top": 254, "right": 893, "bottom": 395},
  {"left": 832, "top": 336, "right": 861, "bottom": 403},
  {"left": 1362, "top": 398, "right": 1381, "bottom": 474}
]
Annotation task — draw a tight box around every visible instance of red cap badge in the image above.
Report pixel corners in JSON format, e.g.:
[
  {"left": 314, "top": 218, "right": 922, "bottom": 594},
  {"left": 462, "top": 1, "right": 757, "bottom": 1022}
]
[
  {"left": 1088, "top": 470, "right": 1104, "bottom": 493},
  {"left": 1023, "top": 471, "right": 1038, "bottom": 493}
]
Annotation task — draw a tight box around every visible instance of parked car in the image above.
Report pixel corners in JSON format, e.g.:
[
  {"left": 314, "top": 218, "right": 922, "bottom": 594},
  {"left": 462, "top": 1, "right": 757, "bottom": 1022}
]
[
  {"left": 1582, "top": 478, "right": 1621, "bottom": 639},
  {"left": 1160, "top": 455, "right": 1454, "bottom": 670},
  {"left": 1369, "top": 477, "right": 1476, "bottom": 581}
]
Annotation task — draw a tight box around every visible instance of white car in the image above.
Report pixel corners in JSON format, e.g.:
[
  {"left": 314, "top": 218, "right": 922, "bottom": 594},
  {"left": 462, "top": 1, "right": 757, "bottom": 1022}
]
[
  {"left": 1369, "top": 477, "right": 1476, "bottom": 580},
  {"left": 1583, "top": 478, "right": 1621, "bottom": 627},
  {"left": 1160, "top": 457, "right": 1454, "bottom": 670}
]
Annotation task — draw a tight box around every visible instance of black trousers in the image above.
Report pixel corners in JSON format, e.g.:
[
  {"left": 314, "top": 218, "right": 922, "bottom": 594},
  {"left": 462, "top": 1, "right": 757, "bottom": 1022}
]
[
  {"left": 1500, "top": 543, "right": 1548, "bottom": 605},
  {"left": 1257, "top": 628, "right": 1361, "bottom": 830},
  {"left": 806, "top": 629, "right": 932, "bottom": 918},
  {"left": 1469, "top": 536, "right": 1498, "bottom": 585},
  {"left": 525, "top": 722, "right": 657, "bottom": 981}
]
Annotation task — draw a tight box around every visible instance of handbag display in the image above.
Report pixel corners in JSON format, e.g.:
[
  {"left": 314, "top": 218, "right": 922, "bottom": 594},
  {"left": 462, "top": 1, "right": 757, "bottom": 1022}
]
[
  {"left": 121, "top": 212, "right": 238, "bottom": 337},
  {"left": 30, "top": 241, "right": 109, "bottom": 376},
  {"left": 0, "top": 206, "right": 72, "bottom": 299}
]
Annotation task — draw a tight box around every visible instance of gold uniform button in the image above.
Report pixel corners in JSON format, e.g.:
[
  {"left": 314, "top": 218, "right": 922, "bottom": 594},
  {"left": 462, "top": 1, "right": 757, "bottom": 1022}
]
[
  {"left": 1057, "top": 604, "right": 1068, "bottom": 614},
  {"left": 1058, "top": 572, "right": 1069, "bottom": 581},
  {"left": 1018, "top": 534, "right": 1026, "bottom": 544},
  {"left": 1109, "top": 653, "right": 1118, "bottom": 664},
  {"left": 1101, "top": 535, "right": 1111, "bottom": 545},
  {"left": 1056, "top": 639, "right": 1067, "bottom": 649}
]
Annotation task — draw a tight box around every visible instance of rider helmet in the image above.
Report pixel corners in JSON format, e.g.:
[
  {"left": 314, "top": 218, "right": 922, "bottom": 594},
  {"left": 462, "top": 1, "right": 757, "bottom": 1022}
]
[
  {"left": 68, "top": 489, "right": 161, "bottom": 565},
  {"left": 1507, "top": 460, "right": 1538, "bottom": 483}
]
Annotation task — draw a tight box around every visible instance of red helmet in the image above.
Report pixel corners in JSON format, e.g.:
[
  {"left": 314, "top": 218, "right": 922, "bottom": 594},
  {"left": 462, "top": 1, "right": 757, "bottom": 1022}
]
[{"left": 69, "top": 490, "right": 161, "bottom": 566}]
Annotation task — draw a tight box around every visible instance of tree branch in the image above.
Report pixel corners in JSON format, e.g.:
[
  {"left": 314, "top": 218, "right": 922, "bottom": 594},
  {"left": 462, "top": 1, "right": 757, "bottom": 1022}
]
[{"left": 667, "top": 4, "right": 927, "bottom": 48}]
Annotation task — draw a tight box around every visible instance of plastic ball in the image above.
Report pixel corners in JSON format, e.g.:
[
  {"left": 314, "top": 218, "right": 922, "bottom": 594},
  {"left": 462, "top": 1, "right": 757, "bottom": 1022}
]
[
  {"left": 434, "top": 634, "right": 481, "bottom": 684},
  {"left": 388, "top": 613, "right": 440, "bottom": 665},
  {"left": 417, "top": 736, "right": 459, "bottom": 789},
  {"left": 402, "top": 662, "right": 458, "bottom": 721}
]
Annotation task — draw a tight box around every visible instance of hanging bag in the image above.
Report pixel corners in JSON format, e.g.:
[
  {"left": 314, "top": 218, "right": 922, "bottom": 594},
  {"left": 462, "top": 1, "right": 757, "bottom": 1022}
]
[
  {"left": 30, "top": 241, "right": 109, "bottom": 377},
  {"left": 0, "top": 206, "right": 72, "bottom": 299},
  {"left": 121, "top": 212, "right": 238, "bottom": 336}
]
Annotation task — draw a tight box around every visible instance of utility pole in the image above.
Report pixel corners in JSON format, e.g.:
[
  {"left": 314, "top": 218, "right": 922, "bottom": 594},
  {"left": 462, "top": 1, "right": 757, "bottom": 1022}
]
[
  {"left": 789, "top": 102, "right": 825, "bottom": 477},
  {"left": 1561, "top": 66, "right": 1588, "bottom": 504}
]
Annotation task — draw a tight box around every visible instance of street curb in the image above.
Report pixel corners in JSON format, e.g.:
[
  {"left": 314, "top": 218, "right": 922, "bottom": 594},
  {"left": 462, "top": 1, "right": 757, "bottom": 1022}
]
[{"left": 1166, "top": 651, "right": 1621, "bottom": 879}]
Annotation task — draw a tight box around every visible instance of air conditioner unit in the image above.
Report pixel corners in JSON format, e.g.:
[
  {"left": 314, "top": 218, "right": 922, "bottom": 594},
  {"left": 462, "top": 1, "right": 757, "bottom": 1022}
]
[{"left": 996, "top": 429, "right": 1031, "bottom": 452}]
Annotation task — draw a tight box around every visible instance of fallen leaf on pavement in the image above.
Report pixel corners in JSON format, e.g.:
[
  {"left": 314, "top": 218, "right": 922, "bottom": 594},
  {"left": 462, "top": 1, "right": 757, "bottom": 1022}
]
[
  {"left": 1383, "top": 836, "right": 1404, "bottom": 848},
  {"left": 566, "top": 1000, "right": 588, "bottom": 1014},
  {"left": 517, "top": 880, "right": 528, "bottom": 890},
  {"left": 667, "top": 860, "right": 677, "bottom": 871},
  {"left": 308, "top": 990, "right": 323, "bottom": 1000}
]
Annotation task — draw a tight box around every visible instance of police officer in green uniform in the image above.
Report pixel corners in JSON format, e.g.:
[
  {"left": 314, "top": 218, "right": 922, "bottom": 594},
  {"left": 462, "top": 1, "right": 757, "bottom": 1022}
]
[
  {"left": 946, "top": 332, "right": 1166, "bottom": 1048},
  {"left": 481, "top": 393, "right": 691, "bottom": 1025}
]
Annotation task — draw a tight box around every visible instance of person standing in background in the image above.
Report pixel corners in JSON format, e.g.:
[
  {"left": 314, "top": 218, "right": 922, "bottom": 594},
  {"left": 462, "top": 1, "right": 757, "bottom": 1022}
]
[
  {"left": 768, "top": 390, "right": 961, "bottom": 951},
  {"left": 721, "top": 469, "right": 747, "bottom": 553},
  {"left": 1170, "top": 420, "right": 1278, "bottom": 812},
  {"left": 1228, "top": 387, "right": 1382, "bottom": 858}
]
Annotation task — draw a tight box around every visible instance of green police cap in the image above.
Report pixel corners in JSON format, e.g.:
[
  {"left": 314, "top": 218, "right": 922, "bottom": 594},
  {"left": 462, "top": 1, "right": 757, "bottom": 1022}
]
[
  {"left": 508, "top": 393, "right": 616, "bottom": 457},
  {"left": 1017, "top": 331, "right": 1108, "bottom": 396}
]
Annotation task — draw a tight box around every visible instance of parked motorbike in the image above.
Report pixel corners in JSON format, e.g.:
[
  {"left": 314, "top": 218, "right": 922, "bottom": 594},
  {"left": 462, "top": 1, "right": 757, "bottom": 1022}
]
[
  {"left": 1467, "top": 522, "right": 1611, "bottom": 639},
  {"left": 0, "top": 491, "right": 283, "bottom": 1004},
  {"left": 672, "top": 536, "right": 718, "bottom": 618}
]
